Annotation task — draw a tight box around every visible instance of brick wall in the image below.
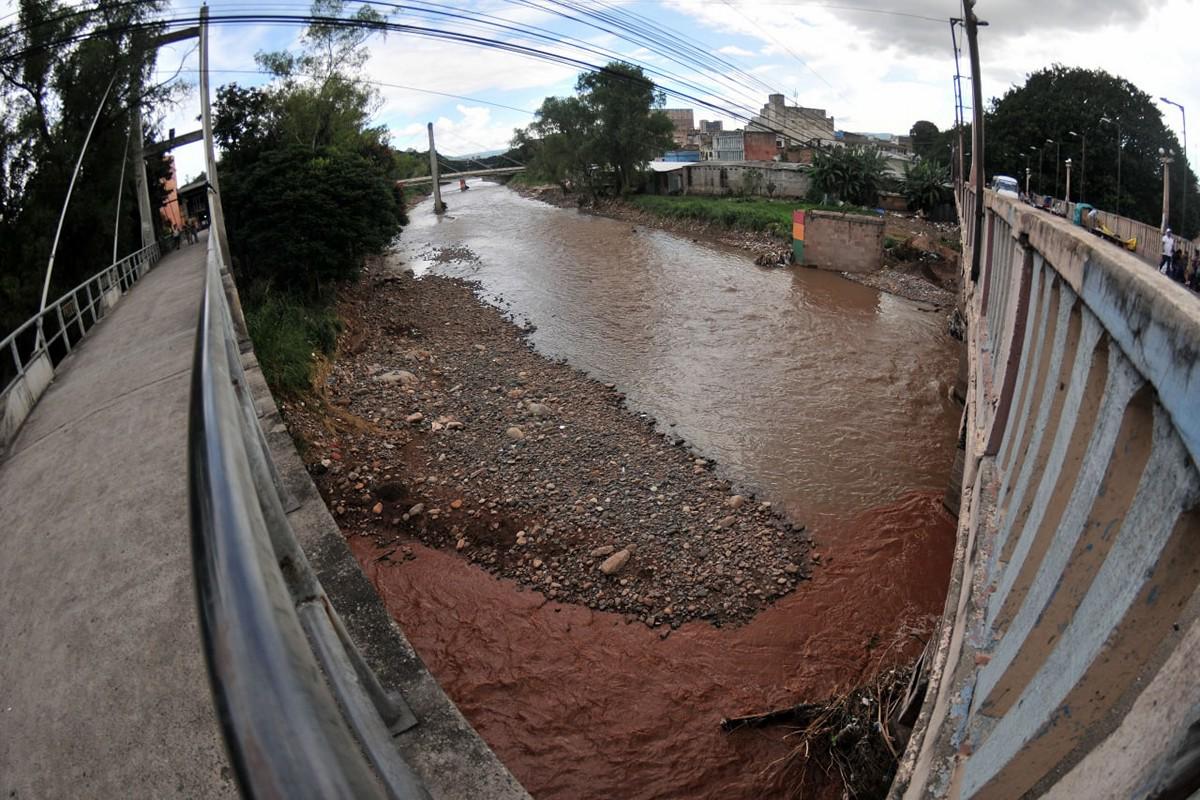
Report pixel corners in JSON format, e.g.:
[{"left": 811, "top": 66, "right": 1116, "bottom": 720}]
[
  {"left": 743, "top": 131, "right": 778, "bottom": 162},
  {"left": 802, "top": 210, "right": 885, "bottom": 273}
]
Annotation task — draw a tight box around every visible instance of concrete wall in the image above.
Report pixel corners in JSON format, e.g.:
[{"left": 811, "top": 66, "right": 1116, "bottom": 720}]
[
  {"left": 891, "top": 188, "right": 1200, "bottom": 800},
  {"left": 682, "top": 161, "right": 810, "bottom": 199},
  {"left": 801, "top": 210, "right": 884, "bottom": 273}
]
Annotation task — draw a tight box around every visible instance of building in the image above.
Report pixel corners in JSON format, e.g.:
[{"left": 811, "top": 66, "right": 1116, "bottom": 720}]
[
  {"left": 663, "top": 108, "right": 695, "bottom": 146},
  {"left": 699, "top": 119, "right": 723, "bottom": 133},
  {"left": 176, "top": 176, "right": 210, "bottom": 228},
  {"left": 662, "top": 149, "right": 702, "bottom": 162},
  {"left": 646, "top": 160, "right": 812, "bottom": 199},
  {"left": 749, "top": 93, "right": 835, "bottom": 147},
  {"left": 712, "top": 130, "right": 744, "bottom": 161},
  {"left": 158, "top": 155, "right": 183, "bottom": 231},
  {"left": 743, "top": 130, "right": 781, "bottom": 161}
]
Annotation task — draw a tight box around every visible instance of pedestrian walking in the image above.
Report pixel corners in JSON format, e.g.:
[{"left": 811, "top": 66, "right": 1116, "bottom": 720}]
[
  {"left": 1189, "top": 249, "right": 1200, "bottom": 291},
  {"left": 1087, "top": 207, "right": 1099, "bottom": 231},
  {"left": 1160, "top": 228, "right": 1175, "bottom": 274}
]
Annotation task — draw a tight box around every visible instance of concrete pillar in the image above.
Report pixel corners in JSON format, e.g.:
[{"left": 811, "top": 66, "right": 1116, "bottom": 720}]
[
  {"left": 131, "top": 106, "right": 156, "bottom": 249},
  {"left": 428, "top": 123, "right": 445, "bottom": 214},
  {"left": 199, "top": 5, "right": 231, "bottom": 268}
]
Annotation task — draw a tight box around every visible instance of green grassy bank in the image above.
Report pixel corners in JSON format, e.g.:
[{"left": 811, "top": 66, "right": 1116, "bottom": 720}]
[{"left": 629, "top": 195, "right": 872, "bottom": 239}]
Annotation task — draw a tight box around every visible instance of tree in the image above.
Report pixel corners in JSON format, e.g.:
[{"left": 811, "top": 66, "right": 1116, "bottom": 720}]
[
  {"left": 575, "top": 62, "right": 674, "bottom": 195},
  {"left": 902, "top": 159, "right": 950, "bottom": 212},
  {"left": 984, "top": 65, "right": 1197, "bottom": 237},
  {"left": 909, "top": 120, "right": 941, "bottom": 161},
  {"left": 515, "top": 61, "right": 673, "bottom": 197},
  {"left": 0, "top": 0, "right": 177, "bottom": 338},
  {"left": 809, "top": 146, "right": 889, "bottom": 206}
]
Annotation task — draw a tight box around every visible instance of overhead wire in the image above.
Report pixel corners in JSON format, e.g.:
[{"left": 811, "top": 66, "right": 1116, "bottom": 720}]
[{"left": 0, "top": 3, "right": 848, "bottom": 146}]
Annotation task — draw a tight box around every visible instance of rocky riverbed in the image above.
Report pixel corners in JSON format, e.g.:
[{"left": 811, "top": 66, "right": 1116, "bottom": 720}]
[{"left": 283, "top": 261, "right": 811, "bottom": 629}]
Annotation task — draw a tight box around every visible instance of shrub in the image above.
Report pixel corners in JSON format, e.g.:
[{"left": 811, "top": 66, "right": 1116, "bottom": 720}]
[{"left": 244, "top": 292, "right": 341, "bottom": 396}]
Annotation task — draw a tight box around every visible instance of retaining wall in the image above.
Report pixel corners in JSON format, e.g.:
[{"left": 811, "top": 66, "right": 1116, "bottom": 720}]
[
  {"left": 801, "top": 210, "right": 885, "bottom": 273},
  {"left": 891, "top": 187, "right": 1200, "bottom": 799}
]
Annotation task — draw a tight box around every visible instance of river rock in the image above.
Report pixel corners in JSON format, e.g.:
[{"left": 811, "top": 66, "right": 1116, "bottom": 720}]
[
  {"left": 590, "top": 545, "right": 616, "bottom": 558},
  {"left": 526, "top": 402, "right": 550, "bottom": 417},
  {"left": 716, "top": 515, "right": 736, "bottom": 529},
  {"left": 726, "top": 495, "right": 745, "bottom": 509},
  {"left": 376, "top": 370, "right": 418, "bottom": 386},
  {"left": 405, "top": 412, "right": 424, "bottom": 423},
  {"left": 408, "top": 503, "right": 424, "bottom": 516},
  {"left": 600, "top": 549, "right": 631, "bottom": 575},
  {"left": 505, "top": 426, "right": 525, "bottom": 441}
]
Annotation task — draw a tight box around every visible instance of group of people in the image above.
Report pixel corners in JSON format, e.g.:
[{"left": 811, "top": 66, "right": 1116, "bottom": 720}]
[
  {"left": 1159, "top": 228, "right": 1200, "bottom": 291},
  {"left": 175, "top": 219, "right": 200, "bottom": 247}
]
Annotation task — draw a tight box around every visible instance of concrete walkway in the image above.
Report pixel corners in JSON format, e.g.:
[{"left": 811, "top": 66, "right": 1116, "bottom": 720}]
[{"left": 0, "top": 238, "right": 236, "bottom": 797}]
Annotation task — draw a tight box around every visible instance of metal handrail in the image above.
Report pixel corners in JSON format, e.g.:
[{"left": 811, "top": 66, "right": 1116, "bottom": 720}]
[
  {"left": 187, "top": 231, "right": 431, "bottom": 799},
  {"left": 1, "top": 240, "right": 163, "bottom": 449}
]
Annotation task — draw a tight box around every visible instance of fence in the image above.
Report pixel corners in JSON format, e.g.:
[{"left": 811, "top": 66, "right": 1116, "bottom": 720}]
[
  {"left": 1, "top": 240, "right": 163, "bottom": 450},
  {"left": 892, "top": 186, "right": 1200, "bottom": 798},
  {"left": 188, "top": 230, "right": 432, "bottom": 799}
]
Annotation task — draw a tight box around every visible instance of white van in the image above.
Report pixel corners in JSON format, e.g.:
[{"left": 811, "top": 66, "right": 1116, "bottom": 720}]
[{"left": 990, "top": 175, "right": 1019, "bottom": 198}]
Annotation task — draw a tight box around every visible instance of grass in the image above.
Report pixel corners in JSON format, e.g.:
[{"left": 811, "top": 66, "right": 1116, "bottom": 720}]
[
  {"left": 629, "top": 195, "right": 875, "bottom": 239},
  {"left": 244, "top": 292, "right": 341, "bottom": 397}
]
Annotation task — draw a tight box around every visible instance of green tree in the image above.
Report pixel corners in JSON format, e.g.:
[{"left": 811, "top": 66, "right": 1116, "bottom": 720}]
[
  {"left": 809, "top": 146, "right": 889, "bottom": 206},
  {"left": 576, "top": 62, "right": 674, "bottom": 194},
  {"left": 0, "top": 0, "right": 177, "bottom": 338},
  {"left": 984, "top": 65, "right": 1197, "bottom": 237},
  {"left": 909, "top": 120, "right": 941, "bottom": 161},
  {"left": 515, "top": 61, "right": 673, "bottom": 197},
  {"left": 901, "top": 158, "right": 950, "bottom": 212}
]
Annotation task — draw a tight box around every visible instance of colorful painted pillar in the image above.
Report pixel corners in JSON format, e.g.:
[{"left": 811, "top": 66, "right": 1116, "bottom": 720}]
[{"left": 792, "top": 209, "right": 806, "bottom": 263}]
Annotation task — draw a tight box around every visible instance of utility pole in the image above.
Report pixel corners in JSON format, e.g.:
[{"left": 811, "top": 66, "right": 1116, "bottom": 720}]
[
  {"left": 199, "top": 5, "right": 230, "bottom": 268},
  {"left": 1101, "top": 116, "right": 1121, "bottom": 214},
  {"left": 963, "top": 1, "right": 986, "bottom": 282},
  {"left": 427, "top": 123, "right": 445, "bottom": 214}
]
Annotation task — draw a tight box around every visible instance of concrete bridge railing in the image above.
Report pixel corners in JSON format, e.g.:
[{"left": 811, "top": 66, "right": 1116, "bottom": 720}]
[{"left": 892, "top": 187, "right": 1200, "bottom": 799}]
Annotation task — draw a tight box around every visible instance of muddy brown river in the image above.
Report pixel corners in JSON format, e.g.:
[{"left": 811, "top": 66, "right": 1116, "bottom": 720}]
[{"left": 366, "top": 181, "right": 962, "bottom": 798}]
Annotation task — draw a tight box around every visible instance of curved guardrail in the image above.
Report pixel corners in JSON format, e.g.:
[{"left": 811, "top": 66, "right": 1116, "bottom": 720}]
[
  {"left": 187, "top": 231, "right": 432, "bottom": 799},
  {"left": 891, "top": 186, "right": 1200, "bottom": 799},
  {"left": 1, "top": 240, "right": 163, "bottom": 450}
]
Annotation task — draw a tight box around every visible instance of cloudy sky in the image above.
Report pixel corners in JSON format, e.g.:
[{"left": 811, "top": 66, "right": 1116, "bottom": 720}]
[{"left": 113, "top": 0, "right": 1199, "bottom": 182}]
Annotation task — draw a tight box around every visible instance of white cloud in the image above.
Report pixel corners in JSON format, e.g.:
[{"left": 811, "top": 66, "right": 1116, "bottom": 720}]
[
  {"left": 718, "top": 45, "right": 755, "bottom": 57},
  {"left": 392, "top": 105, "right": 521, "bottom": 156}
]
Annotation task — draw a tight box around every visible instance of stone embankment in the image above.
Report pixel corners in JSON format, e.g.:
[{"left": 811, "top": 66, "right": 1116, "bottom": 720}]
[{"left": 283, "top": 262, "right": 810, "bottom": 629}]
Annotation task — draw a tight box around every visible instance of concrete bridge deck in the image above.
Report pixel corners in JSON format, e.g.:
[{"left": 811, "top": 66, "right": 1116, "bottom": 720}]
[
  {"left": 0, "top": 232, "right": 525, "bottom": 798},
  {"left": 0, "top": 238, "right": 235, "bottom": 797}
]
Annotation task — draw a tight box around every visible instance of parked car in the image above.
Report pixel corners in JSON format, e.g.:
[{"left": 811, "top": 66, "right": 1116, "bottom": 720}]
[{"left": 989, "top": 175, "right": 1020, "bottom": 198}]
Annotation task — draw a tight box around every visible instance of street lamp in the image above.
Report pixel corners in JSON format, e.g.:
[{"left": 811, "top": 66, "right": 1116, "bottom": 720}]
[
  {"left": 1100, "top": 116, "right": 1121, "bottom": 214},
  {"left": 1068, "top": 130, "right": 1086, "bottom": 202},
  {"left": 1032, "top": 145, "right": 1042, "bottom": 195},
  {"left": 1047, "top": 138, "right": 1061, "bottom": 198},
  {"left": 1025, "top": 167, "right": 1031, "bottom": 196},
  {"left": 1065, "top": 157, "right": 1073, "bottom": 207},
  {"left": 1160, "top": 147, "right": 1175, "bottom": 232},
  {"left": 1161, "top": 97, "right": 1187, "bottom": 234}
]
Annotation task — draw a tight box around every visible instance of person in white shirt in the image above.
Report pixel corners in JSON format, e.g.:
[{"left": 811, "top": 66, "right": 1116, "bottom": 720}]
[{"left": 1161, "top": 229, "right": 1175, "bottom": 274}]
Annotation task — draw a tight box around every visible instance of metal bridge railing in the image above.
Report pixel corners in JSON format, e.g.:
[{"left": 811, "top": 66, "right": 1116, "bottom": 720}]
[
  {"left": 187, "top": 230, "right": 432, "bottom": 799},
  {"left": 1, "top": 239, "right": 163, "bottom": 449}
]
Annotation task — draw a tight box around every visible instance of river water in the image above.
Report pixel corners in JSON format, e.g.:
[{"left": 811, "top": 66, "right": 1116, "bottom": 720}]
[
  {"left": 363, "top": 181, "right": 962, "bottom": 798},
  {"left": 401, "top": 181, "right": 959, "bottom": 528}
]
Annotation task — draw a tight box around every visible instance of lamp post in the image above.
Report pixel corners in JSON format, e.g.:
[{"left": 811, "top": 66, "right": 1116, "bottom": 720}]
[
  {"left": 1068, "top": 130, "right": 1086, "bottom": 202},
  {"left": 1161, "top": 97, "right": 1187, "bottom": 234},
  {"left": 1025, "top": 166, "right": 1031, "bottom": 196},
  {"left": 1036, "top": 143, "right": 1045, "bottom": 196},
  {"left": 1160, "top": 147, "right": 1174, "bottom": 232},
  {"left": 1047, "top": 138, "right": 1061, "bottom": 198},
  {"left": 1100, "top": 116, "right": 1121, "bottom": 214},
  {"left": 1065, "top": 157, "right": 1073, "bottom": 208}
]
